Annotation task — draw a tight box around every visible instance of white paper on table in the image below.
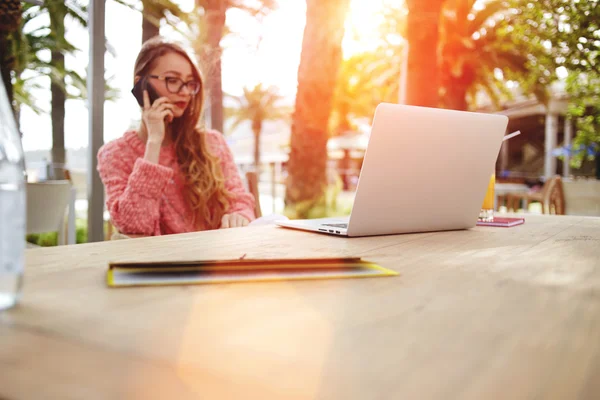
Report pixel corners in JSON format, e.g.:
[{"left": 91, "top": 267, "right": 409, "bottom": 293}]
[{"left": 248, "top": 214, "right": 290, "bottom": 227}]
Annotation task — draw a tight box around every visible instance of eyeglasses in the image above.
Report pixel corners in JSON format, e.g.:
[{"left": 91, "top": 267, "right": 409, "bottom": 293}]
[{"left": 147, "top": 75, "right": 201, "bottom": 95}]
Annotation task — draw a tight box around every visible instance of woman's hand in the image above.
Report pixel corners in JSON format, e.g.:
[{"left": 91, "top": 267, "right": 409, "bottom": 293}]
[
  {"left": 220, "top": 213, "right": 250, "bottom": 229},
  {"left": 142, "top": 90, "right": 175, "bottom": 145}
]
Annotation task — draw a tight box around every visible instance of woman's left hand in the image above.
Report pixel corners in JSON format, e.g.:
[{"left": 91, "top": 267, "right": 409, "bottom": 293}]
[{"left": 220, "top": 213, "right": 250, "bottom": 229}]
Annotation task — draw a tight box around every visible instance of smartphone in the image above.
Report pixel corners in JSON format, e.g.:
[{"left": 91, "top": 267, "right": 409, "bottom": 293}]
[{"left": 131, "top": 76, "right": 160, "bottom": 107}]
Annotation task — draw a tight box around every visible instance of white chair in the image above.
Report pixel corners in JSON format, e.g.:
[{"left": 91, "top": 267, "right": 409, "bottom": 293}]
[{"left": 26, "top": 180, "right": 76, "bottom": 245}]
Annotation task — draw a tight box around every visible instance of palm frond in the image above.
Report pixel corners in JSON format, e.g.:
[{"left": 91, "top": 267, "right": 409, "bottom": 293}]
[
  {"left": 438, "top": 0, "right": 550, "bottom": 110},
  {"left": 6, "top": 0, "right": 121, "bottom": 114},
  {"left": 224, "top": 83, "right": 289, "bottom": 135},
  {"left": 64, "top": 0, "right": 88, "bottom": 26},
  {"left": 468, "top": 0, "right": 508, "bottom": 35},
  {"left": 13, "top": 78, "right": 47, "bottom": 114}
]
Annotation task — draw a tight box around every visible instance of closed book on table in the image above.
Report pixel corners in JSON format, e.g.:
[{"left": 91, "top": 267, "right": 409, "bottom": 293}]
[{"left": 106, "top": 257, "right": 398, "bottom": 288}]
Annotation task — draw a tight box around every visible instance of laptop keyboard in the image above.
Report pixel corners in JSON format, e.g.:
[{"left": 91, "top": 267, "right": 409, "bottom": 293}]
[{"left": 322, "top": 223, "right": 348, "bottom": 228}]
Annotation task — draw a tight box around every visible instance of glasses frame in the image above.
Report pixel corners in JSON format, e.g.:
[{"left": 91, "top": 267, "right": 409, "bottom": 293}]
[{"left": 147, "top": 74, "right": 201, "bottom": 95}]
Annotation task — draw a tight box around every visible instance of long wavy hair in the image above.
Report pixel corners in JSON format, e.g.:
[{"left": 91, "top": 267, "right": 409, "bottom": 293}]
[{"left": 133, "top": 37, "right": 231, "bottom": 229}]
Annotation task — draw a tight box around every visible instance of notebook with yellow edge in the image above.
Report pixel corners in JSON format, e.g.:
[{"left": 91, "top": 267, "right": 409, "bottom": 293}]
[{"left": 106, "top": 257, "right": 397, "bottom": 288}]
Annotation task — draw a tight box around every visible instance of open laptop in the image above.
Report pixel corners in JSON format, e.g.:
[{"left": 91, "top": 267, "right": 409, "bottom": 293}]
[{"left": 275, "top": 103, "right": 509, "bottom": 237}]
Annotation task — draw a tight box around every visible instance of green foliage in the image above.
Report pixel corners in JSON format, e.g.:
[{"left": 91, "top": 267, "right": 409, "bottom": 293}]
[
  {"left": 565, "top": 71, "right": 600, "bottom": 168},
  {"left": 284, "top": 174, "right": 345, "bottom": 219},
  {"left": 511, "top": 0, "right": 599, "bottom": 76},
  {"left": 330, "top": 1, "right": 406, "bottom": 135},
  {"left": 511, "top": 0, "right": 600, "bottom": 166},
  {"left": 331, "top": 48, "right": 401, "bottom": 135},
  {"left": 342, "top": 0, "right": 554, "bottom": 113},
  {"left": 26, "top": 232, "right": 58, "bottom": 247},
  {"left": 25, "top": 218, "right": 89, "bottom": 246},
  {"left": 8, "top": 1, "right": 93, "bottom": 115},
  {"left": 24, "top": 219, "right": 121, "bottom": 246},
  {"left": 439, "top": 0, "right": 554, "bottom": 110}
]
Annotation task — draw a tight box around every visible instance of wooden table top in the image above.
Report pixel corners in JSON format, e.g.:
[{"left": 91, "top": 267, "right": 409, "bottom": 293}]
[{"left": 2, "top": 214, "right": 600, "bottom": 399}]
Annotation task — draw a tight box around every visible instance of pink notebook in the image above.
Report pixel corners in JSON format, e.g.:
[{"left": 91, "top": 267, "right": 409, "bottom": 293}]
[{"left": 476, "top": 217, "right": 525, "bottom": 227}]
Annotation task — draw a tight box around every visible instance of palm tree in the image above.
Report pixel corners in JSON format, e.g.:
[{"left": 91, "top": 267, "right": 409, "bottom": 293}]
[
  {"left": 109, "top": 0, "right": 186, "bottom": 43},
  {"left": 439, "top": 0, "right": 550, "bottom": 111},
  {"left": 0, "top": 0, "right": 22, "bottom": 113},
  {"left": 44, "top": 0, "right": 87, "bottom": 166},
  {"left": 7, "top": 1, "right": 93, "bottom": 162},
  {"left": 330, "top": 48, "right": 403, "bottom": 136},
  {"left": 284, "top": 0, "right": 351, "bottom": 219},
  {"left": 194, "top": 0, "right": 277, "bottom": 134},
  {"left": 138, "top": 0, "right": 187, "bottom": 43},
  {"left": 48, "top": 0, "right": 68, "bottom": 165},
  {"left": 10, "top": 3, "right": 84, "bottom": 117},
  {"left": 225, "top": 84, "right": 290, "bottom": 170},
  {"left": 405, "top": 0, "right": 446, "bottom": 107},
  {"left": 142, "top": 0, "right": 160, "bottom": 42}
]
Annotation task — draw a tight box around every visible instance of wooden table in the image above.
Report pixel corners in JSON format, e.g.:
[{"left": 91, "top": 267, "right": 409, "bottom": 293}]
[{"left": 2, "top": 214, "right": 600, "bottom": 399}]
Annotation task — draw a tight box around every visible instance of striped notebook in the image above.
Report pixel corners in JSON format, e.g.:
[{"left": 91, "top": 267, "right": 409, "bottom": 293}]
[{"left": 106, "top": 257, "right": 398, "bottom": 288}]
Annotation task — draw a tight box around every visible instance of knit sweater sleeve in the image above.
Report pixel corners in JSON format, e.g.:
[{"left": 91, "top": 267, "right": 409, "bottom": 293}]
[
  {"left": 97, "top": 140, "right": 174, "bottom": 235},
  {"left": 206, "top": 131, "right": 257, "bottom": 222}
]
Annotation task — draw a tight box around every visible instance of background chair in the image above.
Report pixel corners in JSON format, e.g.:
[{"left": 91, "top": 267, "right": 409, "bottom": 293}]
[
  {"left": 26, "top": 180, "right": 76, "bottom": 245},
  {"left": 506, "top": 175, "right": 566, "bottom": 215}
]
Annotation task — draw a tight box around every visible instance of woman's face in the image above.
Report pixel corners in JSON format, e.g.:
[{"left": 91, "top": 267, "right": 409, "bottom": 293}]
[{"left": 147, "top": 52, "right": 198, "bottom": 118}]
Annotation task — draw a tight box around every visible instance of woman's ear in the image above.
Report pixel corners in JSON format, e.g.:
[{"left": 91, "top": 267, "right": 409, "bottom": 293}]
[{"left": 134, "top": 76, "right": 141, "bottom": 85}]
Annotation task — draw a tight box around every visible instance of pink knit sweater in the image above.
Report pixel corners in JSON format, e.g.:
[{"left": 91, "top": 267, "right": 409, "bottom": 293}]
[{"left": 97, "top": 130, "right": 256, "bottom": 236}]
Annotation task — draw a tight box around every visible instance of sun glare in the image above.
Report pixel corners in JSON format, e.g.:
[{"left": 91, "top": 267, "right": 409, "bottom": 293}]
[{"left": 343, "top": 0, "right": 390, "bottom": 57}]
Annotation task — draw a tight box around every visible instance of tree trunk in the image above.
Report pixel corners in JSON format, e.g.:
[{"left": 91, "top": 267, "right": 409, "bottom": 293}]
[
  {"left": 405, "top": 0, "right": 445, "bottom": 107},
  {"left": 0, "top": 34, "right": 14, "bottom": 112},
  {"left": 203, "top": 3, "right": 226, "bottom": 134},
  {"left": 0, "top": 0, "right": 22, "bottom": 120},
  {"left": 49, "top": 0, "right": 67, "bottom": 167},
  {"left": 442, "top": 79, "right": 469, "bottom": 111},
  {"left": 50, "top": 52, "right": 66, "bottom": 166},
  {"left": 252, "top": 120, "right": 261, "bottom": 172},
  {"left": 142, "top": 0, "right": 160, "bottom": 43},
  {"left": 13, "top": 102, "right": 20, "bottom": 131},
  {"left": 284, "top": 0, "right": 351, "bottom": 219}
]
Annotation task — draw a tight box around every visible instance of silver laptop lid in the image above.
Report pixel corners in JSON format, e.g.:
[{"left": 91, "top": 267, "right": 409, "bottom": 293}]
[{"left": 346, "top": 103, "right": 508, "bottom": 237}]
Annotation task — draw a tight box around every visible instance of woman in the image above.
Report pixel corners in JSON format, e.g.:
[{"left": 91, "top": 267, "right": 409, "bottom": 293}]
[{"left": 97, "top": 37, "right": 255, "bottom": 236}]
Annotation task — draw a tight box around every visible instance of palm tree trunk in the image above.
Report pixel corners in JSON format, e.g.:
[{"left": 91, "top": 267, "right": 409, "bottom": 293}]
[
  {"left": 50, "top": 52, "right": 66, "bottom": 166},
  {"left": 49, "top": 0, "right": 66, "bottom": 166},
  {"left": 252, "top": 120, "right": 261, "bottom": 172},
  {"left": 142, "top": 0, "right": 160, "bottom": 43},
  {"left": 284, "top": 0, "right": 351, "bottom": 219},
  {"left": 203, "top": 2, "right": 226, "bottom": 134},
  {"left": 13, "top": 101, "right": 20, "bottom": 131},
  {"left": 405, "top": 0, "right": 445, "bottom": 107},
  {"left": 443, "top": 80, "right": 469, "bottom": 111},
  {"left": 0, "top": 34, "right": 14, "bottom": 110},
  {"left": 0, "top": 0, "right": 22, "bottom": 119}
]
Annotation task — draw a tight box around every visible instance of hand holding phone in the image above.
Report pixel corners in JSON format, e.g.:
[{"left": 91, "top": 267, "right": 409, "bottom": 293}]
[
  {"left": 131, "top": 76, "right": 159, "bottom": 107},
  {"left": 132, "top": 77, "right": 175, "bottom": 145}
]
